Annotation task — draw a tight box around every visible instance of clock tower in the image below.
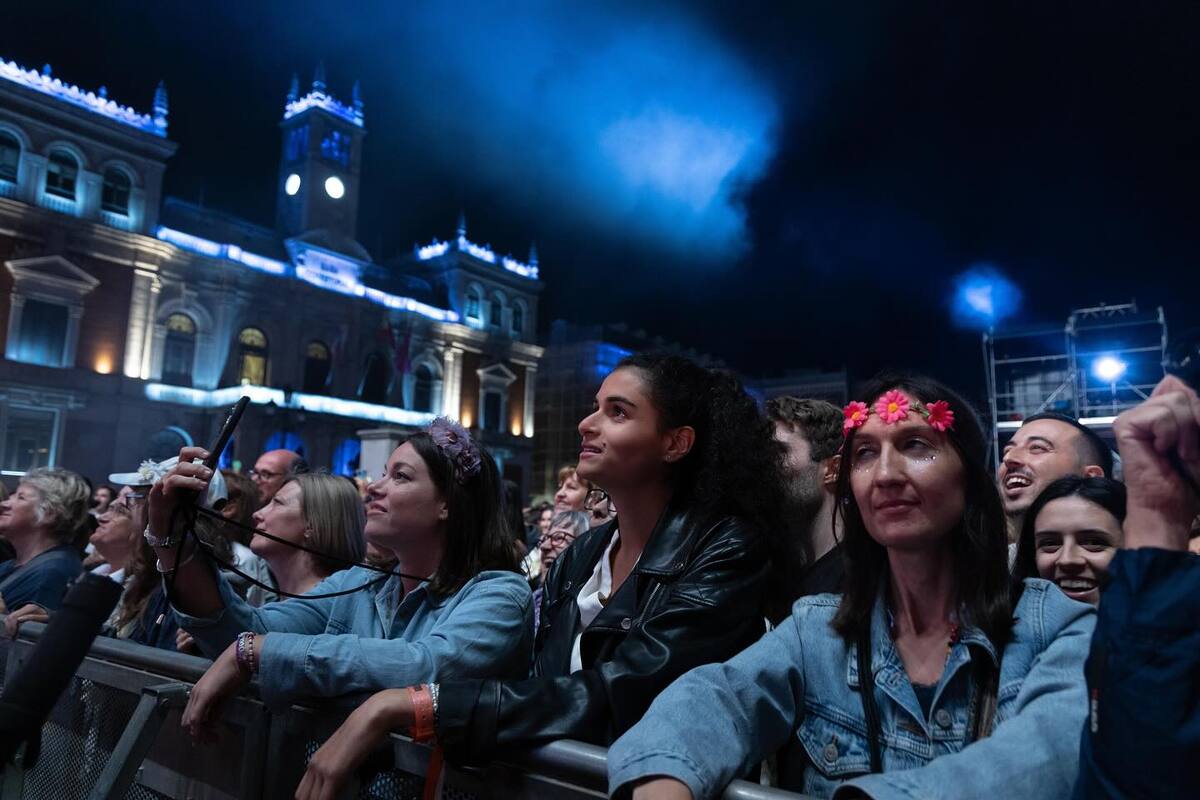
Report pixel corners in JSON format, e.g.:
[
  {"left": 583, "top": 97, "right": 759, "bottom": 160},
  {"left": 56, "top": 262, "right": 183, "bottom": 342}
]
[{"left": 275, "top": 64, "right": 365, "bottom": 243}]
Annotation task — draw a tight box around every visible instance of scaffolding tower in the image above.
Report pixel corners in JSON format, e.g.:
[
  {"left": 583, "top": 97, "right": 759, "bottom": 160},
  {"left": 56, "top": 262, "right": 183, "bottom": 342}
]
[{"left": 982, "top": 302, "right": 1168, "bottom": 469}]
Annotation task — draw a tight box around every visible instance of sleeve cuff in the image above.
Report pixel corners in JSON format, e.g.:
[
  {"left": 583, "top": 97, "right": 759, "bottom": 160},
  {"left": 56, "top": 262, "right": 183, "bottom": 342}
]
[
  {"left": 607, "top": 750, "right": 709, "bottom": 800},
  {"left": 256, "top": 631, "right": 312, "bottom": 710},
  {"left": 169, "top": 565, "right": 254, "bottom": 658}
]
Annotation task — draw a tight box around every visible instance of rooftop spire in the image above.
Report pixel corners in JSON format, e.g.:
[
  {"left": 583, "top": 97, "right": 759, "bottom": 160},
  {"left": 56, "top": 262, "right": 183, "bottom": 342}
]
[
  {"left": 153, "top": 81, "right": 169, "bottom": 132},
  {"left": 456, "top": 210, "right": 467, "bottom": 239},
  {"left": 528, "top": 242, "right": 538, "bottom": 268},
  {"left": 312, "top": 61, "right": 326, "bottom": 94},
  {"left": 287, "top": 73, "right": 299, "bottom": 103},
  {"left": 352, "top": 80, "right": 363, "bottom": 111}
]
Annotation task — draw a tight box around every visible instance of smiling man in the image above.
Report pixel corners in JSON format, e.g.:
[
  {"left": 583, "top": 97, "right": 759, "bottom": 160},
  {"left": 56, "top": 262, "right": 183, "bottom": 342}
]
[{"left": 999, "top": 413, "right": 1114, "bottom": 551}]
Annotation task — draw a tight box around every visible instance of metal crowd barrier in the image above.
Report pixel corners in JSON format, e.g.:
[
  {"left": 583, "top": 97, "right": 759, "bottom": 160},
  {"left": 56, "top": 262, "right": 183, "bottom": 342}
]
[{"left": 0, "top": 621, "right": 809, "bottom": 800}]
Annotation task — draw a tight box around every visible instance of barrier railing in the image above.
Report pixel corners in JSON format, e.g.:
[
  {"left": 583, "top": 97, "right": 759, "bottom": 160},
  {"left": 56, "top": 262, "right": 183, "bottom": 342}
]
[{"left": 0, "top": 621, "right": 809, "bottom": 800}]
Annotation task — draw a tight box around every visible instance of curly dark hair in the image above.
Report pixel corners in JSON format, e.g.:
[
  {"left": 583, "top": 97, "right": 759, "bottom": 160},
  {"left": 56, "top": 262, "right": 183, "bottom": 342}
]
[
  {"left": 615, "top": 353, "right": 788, "bottom": 556},
  {"left": 831, "top": 370, "right": 1014, "bottom": 652}
]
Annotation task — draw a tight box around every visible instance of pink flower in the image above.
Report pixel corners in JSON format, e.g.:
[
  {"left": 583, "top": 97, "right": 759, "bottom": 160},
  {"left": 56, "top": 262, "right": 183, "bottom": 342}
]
[
  {"left": 874, "top": 390, "right": 911, "bottom": 424},
  {"left": 925, "top": 400, "right": 955, "bottom": 432},
  {"left": 842, "top": 401, "right": 870, "bottom": 435}
]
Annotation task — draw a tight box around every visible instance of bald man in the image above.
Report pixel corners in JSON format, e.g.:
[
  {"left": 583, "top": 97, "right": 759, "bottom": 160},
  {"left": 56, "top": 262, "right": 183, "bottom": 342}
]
[{"left": 250, "top": 449, "right": 304, "bottom": 505}]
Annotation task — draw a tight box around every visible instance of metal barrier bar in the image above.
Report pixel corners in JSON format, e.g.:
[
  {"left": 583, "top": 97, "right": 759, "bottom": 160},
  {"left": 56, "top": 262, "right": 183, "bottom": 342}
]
[{"left": 2, "top": 617, "right": 810, "bottom": 800}]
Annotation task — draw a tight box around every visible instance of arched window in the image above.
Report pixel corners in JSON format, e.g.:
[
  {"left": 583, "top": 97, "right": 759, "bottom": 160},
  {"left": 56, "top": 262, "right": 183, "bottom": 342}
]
[
  {"left": 489, "top": 296, "right": 503, "bottom": 329},
  {"left": 465, "top": 288, "right": 482, "bottom": 321},
  {"left": 359, "top": 352, "right": 389, "bottom": 404},
  {"left": 0, "top": 131, "right": 20, "bottom": 183},
  {"left": 101, "top": 168, "right": 131, "bottom": 215},
  {"left": 148, "top": 426, "right": 194, "bottom": 462},
  {"left": 303, "top": 340, "right": 331, "bottom": 393},
  {"left": 264, "top": 431, "right": 305, "bottom": 459},
  {"left": 162, "top": 313, "right": 196, "bottom": 386},
  {"left": 44, "top": 150, "right": 78, "bottom": 200},
  {"left": 511, "top": 302, "right": 525, "bottom": 336},
  {"left": 238, "top": 327, "right": 269, "bottom": 385},
  {"left": 413, "top": 365, "right": 434, "bottom": 412}
]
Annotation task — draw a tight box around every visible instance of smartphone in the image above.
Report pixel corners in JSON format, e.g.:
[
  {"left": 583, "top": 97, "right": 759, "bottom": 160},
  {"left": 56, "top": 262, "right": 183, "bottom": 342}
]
[{"left": 203, "top": 396, "right": 250, "bottom": 472}]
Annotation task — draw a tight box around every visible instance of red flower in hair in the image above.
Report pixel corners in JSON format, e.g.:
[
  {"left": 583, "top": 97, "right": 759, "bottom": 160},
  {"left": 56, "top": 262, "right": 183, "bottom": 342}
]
[
  {"left": 874, "top": 390, "right": 911, "bottom": 424},
  {"left": 843, "top": 401, "right": 870, "bottom": 435},
  {"left": 925, "top": 400, "right": 955, "bottom": 432}
]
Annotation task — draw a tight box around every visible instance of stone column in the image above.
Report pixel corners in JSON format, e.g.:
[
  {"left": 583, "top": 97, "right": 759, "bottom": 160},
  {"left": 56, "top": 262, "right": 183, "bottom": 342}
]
[
  {"left": 4, "top": 293, "right": 25, "bottom": 360},
  {"left": 18, "top": 153, "right": 46, "bottom": 205},
  {"left": 123, "top": 268, "right": 160, "bottom": 378},
  {"left": 357, "top": 427, "right": 406, "bottom": 481},
  {"left": 522, "top": 364, "right": 537, "bottom": 438},
  {"left": 63, "top": 304, "right": 85, "bottom": 367},
  {"left": 441, "top": 346, "right": 463, "bottom": 418}
]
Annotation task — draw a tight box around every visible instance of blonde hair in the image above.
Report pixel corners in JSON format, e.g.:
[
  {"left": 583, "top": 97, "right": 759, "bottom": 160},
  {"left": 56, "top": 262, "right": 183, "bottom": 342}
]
[
  {"left": 556, "top": 464, "right": 592, "bottom": 491},
  {"left": 22, "top": 468, "right": 90, "bottom": 542},
  {"left": 286, "top": 473, "right": 366, "bottom": 576}
]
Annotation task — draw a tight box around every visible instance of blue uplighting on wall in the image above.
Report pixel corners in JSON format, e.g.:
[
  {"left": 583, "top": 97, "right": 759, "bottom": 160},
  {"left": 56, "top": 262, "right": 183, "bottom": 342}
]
[
  {"left": 144, "top": 382, "right": 438, "bottom": 427},
  {"left": 156, "top": 226, "right": 459, "bottom": 323},
  {"left": 0, "top": 58, "right": 165, "bottom": 136},
  {"left": 264, "top": 431, "right": 306, "bottom": 457},
  {"left": 332, "top": 438, "right": 361, "bottom": 476}
]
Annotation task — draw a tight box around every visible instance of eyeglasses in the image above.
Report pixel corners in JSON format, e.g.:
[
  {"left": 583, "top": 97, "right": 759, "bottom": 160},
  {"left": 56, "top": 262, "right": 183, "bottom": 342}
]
[
  {"left": 249, "top": 469, "right": 282, "bottom": 481},
  {"left": 538, "top": 530, "right": 578, "bottom": 547},
  {"left": 584, "top": 489, "right": 610, "bottom": 511}
]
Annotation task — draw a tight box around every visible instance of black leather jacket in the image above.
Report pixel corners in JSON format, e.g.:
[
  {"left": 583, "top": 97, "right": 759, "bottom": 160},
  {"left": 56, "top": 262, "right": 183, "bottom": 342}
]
[{"left": 435, "top": 498, "right": 769, "bottom": 763}]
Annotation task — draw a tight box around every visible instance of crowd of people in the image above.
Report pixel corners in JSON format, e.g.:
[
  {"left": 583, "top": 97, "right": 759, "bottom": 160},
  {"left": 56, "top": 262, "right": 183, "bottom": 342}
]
[{"left": 0, "top": 351, "right": 1197, "bottom": 799}]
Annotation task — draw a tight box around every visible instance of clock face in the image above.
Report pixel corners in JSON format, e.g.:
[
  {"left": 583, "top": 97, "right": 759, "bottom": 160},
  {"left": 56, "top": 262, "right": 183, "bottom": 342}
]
[
  {"left": 285, "top": 173, "right": 302, "bottom": 196},
  {"left": 324, "top": 176, "right": 345, "bottom": 200}
]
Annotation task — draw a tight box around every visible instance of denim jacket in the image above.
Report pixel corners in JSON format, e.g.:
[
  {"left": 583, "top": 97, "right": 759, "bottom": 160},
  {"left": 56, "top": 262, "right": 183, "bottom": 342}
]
[
  {"left": 608, "top": 578, "right": 1094, "bottom": 800},
  {"left": 174, "top": 565, "right": 533, "bottom": 709}
]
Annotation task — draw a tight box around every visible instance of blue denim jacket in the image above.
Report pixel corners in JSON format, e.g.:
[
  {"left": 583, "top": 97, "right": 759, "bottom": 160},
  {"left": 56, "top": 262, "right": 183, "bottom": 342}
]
[
  {"left": 609, "top": 578, "right": 1094, "bottom": 800},
  {"left": 174, "top": 565, "right": 533, "bottom": 709}
]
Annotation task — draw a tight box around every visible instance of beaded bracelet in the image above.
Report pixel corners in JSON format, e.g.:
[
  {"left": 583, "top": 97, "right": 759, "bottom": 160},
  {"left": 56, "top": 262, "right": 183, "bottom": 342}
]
[{"left": 235, "top": 631, "right": 259, "bottom": 675}]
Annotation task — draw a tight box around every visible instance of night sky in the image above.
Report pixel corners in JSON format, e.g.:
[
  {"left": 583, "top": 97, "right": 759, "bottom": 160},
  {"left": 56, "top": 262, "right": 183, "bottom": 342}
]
[{"left": 5, "top": 2, "right": 1198, "bottom": 402}]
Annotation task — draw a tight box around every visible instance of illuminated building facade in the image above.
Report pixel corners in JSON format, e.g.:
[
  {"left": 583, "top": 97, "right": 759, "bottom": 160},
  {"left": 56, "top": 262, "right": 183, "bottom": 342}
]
[{"left": 0, "top": 60, "right": 543, "bottom": 493}]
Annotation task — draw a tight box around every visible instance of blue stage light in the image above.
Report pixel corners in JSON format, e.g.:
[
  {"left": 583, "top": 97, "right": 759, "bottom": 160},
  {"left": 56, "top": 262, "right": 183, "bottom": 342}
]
[
  {"left": 951, "top": 264, "right": 1022, "bottom": 329},
  {"left": 1092, "top": 356, "right": 1127, "bottom": 383}
]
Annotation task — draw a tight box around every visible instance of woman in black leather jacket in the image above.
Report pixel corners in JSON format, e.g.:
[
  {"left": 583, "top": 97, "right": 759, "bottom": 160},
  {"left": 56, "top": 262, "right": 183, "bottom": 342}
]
[{"left": 296, "top": 353, "right": 789, "bottom": 796}]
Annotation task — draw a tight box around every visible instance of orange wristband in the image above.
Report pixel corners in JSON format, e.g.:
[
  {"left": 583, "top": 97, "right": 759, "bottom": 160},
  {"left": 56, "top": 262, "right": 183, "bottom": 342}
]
[{"left": 408, "top": 684, "right": 436, "bottom": 743}]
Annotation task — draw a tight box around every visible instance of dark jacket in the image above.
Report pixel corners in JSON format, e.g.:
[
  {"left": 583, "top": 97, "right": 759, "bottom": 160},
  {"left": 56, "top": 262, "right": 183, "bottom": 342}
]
[
  {"left": 1072, "top": 547, "right": 1200, "bottom": 799},
  {"left": 436, "top": 499, "right": 770, "bottom": 763}
]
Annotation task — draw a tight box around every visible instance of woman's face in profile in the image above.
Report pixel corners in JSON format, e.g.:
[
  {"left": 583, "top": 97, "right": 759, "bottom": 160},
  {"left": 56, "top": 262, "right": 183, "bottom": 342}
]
[
  {"left": 847, "top": 403, "right": 966, "bottom": 550},
  {"left": 575, "top": 368, "right": 667, "bottom": 491}
]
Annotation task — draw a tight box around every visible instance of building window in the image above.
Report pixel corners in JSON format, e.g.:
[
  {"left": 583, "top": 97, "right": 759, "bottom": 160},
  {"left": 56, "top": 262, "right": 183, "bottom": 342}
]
[
  {"left": 320, "top": 130, "right": 350, "bottom": 168},
  {"left": 101, "top": 168, "right": 131, "bottom": 215},
  {"left": 264, "top": 430, "right": 305, "bottom": 459},
  {"left": 482, "top": 390, "right": 504, "bottom": 432},
  {"left": 465, "top": 289, "right": 482, "bottom": 321},
  {"left": 489, "top": 297, "right": 503, "bottom": 329},
  {"left": 238, "top": 327, "right": 269, "bottom": 385},
  {"left": 359, "top": 352, "right": 389, "bottom": 404},
  {"left": 15, "top": 298, "right": 68, "bottom": 366},
  {"left": 511, "top": 304, "right": 524, "bottom": 336},
  {"left": 303, "top": 340, "right": 331, "bottom": 393},
  {"left": 44, "top": 150, "right": 78, "bottom": 200},
  {"left": 0, "top": 131, "right": 19, "bottom": 183},
  {"left": 2, "top": 406, "right": 56, "bottom": 472},
  {"left": 413, "top": 365, "right": 434, "bottom": 412},
  {"left": 162, "top": 313, "right": 196, "bottom": 386},
  {"left": 285, "top": 125, "right": 308, "bottom": 162},
  {"left": 147, "top": 426, "right": 193, "bottom": 462}
]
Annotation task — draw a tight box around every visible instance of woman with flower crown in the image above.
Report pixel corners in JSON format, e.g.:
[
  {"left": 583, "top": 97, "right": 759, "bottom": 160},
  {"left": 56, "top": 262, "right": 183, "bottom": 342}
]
[
  {"left": 144, "top": 418, "right": 532, "bottom": 739},
  {"left": 608, "top": 371, "right": 1095, "bottom": 800}
]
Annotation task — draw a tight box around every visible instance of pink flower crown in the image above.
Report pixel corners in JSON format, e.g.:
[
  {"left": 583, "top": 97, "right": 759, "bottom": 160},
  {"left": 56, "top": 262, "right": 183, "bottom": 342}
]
[
  {"left": 428, "top": 417, "right": 482, "bottom": 484},
  {"left": 842, "top": 390, "right": 955, "bottom": 436}
]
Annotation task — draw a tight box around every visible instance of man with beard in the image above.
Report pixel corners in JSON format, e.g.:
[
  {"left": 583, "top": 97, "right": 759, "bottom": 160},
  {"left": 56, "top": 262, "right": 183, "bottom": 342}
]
[
  {"left": 999, "top": 412, "right": 1113, "bottom": 562},
  {"left": 765, "top": 397, "right": 844, "bottom": 620}
]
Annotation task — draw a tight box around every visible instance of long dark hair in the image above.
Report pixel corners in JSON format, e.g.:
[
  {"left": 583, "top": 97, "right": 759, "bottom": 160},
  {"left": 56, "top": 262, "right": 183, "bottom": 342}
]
[
  {"left": 615, "top": 353, "right": 788, "bottom": 550},
  {"left": 831, "top": 371, "right": 1014, "bottom": 651},
  {"left": 1011, "top": 475, "right": 1126, "bottom": 586},
  {"left": 399, "top": 432, "right": 517, "bottom": 597}
]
